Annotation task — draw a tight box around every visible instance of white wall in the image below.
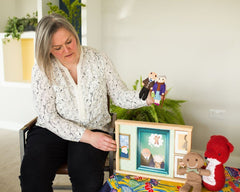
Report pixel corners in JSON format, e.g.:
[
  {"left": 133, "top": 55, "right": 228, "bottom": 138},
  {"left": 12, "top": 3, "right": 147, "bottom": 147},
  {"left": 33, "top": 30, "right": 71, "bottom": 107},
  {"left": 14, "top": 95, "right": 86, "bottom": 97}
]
[
  {"left": 101, "top": 0, "right": 240, "bottom": 167},
  {"left": 16, "top": 0, "right": 37, "bottom": 17},
  {"left": 82, "top": 0, "right": 102, "bottom": 50},
  {"left": 0, "top": 86, "right": 35, "bottom": 129},
  {"left": 0, "top": 0, "right": 37, "bottom": 32},
  {"left": 0, "top": 0, "right": 16, "bottom": 32}
]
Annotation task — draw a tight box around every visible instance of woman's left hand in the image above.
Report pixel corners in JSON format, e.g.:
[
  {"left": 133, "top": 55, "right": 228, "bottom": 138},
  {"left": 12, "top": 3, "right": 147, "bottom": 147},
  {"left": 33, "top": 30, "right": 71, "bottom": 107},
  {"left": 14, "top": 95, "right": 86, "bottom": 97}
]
[{"left": 81, "top": 129, "right": 117, "bottom": 151}]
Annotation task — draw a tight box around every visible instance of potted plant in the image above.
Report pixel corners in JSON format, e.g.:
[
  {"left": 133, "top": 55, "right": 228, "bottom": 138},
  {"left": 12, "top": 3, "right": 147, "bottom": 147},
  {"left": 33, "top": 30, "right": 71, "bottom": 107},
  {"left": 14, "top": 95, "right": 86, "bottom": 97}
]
[
  {"left": 4, "top": 12, "right": 38, "bottom": 43},
  {"left": 47, "top": 0, "right": 86, "bottom": 37},
  {"left": 110, "top": 77, "right": 186, "bottom": 125}
]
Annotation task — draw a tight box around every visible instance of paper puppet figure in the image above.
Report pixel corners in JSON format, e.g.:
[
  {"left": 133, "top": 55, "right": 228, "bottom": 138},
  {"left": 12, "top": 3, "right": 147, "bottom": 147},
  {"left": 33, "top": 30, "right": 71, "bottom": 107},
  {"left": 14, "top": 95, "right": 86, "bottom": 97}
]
[
  {"left": 139, "top": 72, "right": 157, "bottom": 100},
  {"left": 153, "top": 155, "right": 165, "bottom": 169},
  {"left": 182, "top": 134, "right": 188, "bottom": 151},
  {"left": 140, "top": 148, "right": 155, "bottom": 167},
  {"left": 152, "top": 75, "right": 166, "bottom": 107},
  {"left": 120, "top": 146, "right": 129, "bottom": 158}
]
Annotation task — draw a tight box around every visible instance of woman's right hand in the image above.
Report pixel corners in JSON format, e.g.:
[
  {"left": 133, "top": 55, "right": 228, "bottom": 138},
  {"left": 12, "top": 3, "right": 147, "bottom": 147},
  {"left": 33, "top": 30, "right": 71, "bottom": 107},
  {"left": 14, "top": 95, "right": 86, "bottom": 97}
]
[
  {"left": 81, "top": 129, "right": 117, "bottom": 151},
  {"left": 146, "top": 91, "right": 154, "bottom": 105}
]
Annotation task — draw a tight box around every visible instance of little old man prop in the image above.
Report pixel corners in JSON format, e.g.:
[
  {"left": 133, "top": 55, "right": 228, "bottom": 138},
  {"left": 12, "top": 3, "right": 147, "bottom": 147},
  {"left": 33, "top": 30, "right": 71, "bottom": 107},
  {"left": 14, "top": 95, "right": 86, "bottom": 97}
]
[{"left": 139, "top": 72, "right": 157, "bottom": 101}]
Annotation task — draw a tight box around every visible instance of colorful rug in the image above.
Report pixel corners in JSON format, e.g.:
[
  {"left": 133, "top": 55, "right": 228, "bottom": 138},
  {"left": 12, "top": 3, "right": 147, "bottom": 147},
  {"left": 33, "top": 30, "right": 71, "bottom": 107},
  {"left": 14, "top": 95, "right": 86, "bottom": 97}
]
[{"left": 106, "top": 167, "right": 239, "bottom": 192}]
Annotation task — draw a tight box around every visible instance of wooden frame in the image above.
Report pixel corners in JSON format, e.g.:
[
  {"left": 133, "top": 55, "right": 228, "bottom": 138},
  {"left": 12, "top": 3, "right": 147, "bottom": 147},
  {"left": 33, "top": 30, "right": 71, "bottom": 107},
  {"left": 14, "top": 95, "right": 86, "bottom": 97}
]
[
  {"left": 137, "top": 127, "right": 170, "bottom": 175},
  {"left": 115, "top": 119, "right": 193, "bottom": 183},
  {"left": 175, "top": 131, "right": 190, "bottom": 154},
  {"left": 174, "top": 155, "right": 186, "bottom": 179}
]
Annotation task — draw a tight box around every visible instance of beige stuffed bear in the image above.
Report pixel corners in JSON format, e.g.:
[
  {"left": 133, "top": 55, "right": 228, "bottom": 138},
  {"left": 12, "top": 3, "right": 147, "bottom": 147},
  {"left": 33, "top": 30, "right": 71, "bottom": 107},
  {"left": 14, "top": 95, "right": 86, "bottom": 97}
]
[{"left": 178, "top": 152, "right": 211, "bottom": 192}]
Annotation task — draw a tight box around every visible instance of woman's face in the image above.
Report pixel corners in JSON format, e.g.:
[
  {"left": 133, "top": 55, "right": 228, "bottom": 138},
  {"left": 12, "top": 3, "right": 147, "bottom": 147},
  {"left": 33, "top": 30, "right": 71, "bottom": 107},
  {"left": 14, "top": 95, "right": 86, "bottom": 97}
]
[{"left": 50, "top": 27, "right": 79, "bottom": 66}]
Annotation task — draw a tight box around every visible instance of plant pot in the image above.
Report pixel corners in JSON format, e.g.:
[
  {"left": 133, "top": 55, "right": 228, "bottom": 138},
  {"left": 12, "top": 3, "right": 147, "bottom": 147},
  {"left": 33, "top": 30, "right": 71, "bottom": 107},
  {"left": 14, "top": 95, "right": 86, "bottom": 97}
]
[{"left": 24, "top": 25, "right": 36, "bottom": 31}]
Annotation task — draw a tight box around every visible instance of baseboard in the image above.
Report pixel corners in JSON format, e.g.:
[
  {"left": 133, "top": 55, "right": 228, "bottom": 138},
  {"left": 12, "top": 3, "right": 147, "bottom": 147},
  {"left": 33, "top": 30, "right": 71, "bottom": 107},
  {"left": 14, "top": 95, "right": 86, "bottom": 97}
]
[
  {"left": 0, "top": 120, "right": 24, "bottom": 131},
  {"left": 192, "top": 148, "right": 240, "bottom": 169}
]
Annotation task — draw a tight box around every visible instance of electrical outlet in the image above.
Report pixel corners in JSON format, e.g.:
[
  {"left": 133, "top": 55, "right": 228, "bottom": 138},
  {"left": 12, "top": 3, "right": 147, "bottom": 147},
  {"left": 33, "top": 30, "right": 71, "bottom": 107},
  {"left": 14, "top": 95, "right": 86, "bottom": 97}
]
[{"left": 209, "top": 109, "right": 226, "bottom": 120}]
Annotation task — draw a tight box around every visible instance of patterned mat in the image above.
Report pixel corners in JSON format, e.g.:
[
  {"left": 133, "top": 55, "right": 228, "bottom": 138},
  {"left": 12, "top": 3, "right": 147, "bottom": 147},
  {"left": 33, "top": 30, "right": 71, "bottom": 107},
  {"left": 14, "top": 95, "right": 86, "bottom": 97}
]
[{"left": 106, "top": 167, "right": 240, "bottom": 192}]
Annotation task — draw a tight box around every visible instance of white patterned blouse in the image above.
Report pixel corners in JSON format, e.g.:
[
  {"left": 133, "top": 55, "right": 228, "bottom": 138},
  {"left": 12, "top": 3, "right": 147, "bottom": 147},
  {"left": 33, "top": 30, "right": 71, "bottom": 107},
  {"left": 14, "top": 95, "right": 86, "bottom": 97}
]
[{"left": 32, "top": 46, "right": 147, "bottom": 142}]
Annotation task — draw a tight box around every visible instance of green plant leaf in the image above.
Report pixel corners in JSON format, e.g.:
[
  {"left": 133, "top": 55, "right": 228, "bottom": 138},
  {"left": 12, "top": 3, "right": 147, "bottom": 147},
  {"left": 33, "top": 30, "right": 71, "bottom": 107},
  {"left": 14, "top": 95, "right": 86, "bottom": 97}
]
[
  {"left": 47, "top": 0, "right": 86, "bottom": 36},
  {"left": 4, "top": 12, "right": 38, "bottom": 43}
]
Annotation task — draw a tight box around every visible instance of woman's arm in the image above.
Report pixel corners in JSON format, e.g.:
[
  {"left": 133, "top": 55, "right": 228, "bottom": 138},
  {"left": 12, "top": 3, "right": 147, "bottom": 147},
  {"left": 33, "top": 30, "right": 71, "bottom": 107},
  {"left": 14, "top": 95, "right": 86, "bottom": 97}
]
[{"left": 103, "top": 54, "right": 153, "bottom": 108}]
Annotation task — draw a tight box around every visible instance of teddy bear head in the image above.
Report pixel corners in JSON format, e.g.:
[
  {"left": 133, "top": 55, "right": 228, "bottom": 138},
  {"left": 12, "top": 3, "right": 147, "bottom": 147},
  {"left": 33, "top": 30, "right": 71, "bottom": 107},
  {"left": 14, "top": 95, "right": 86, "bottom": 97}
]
[
  {"left": 182, "top": 152, "right": 205, "bottom": 169},
  {"left": 204, "top": 135, "right": 234, "bottom": 164}
]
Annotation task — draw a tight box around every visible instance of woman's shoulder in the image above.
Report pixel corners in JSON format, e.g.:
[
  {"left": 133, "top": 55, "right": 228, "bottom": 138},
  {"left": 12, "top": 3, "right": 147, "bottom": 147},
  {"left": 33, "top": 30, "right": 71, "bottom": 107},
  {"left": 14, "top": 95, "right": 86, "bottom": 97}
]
[
  {"left": 81, "top": 46, "right": 107, "bottom": 58},
  {"left": 82, "top": 46, "right": 99, "bottom": 53}
]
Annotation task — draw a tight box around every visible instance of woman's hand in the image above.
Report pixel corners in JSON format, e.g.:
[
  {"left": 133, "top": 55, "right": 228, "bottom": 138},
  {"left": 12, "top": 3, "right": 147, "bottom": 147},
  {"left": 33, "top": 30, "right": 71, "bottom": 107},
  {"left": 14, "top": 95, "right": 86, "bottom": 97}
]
[
  {"left": 81, "top": 129, "right": 117, "bottom": 151},
  {"left": 146, "top": 91, "right": 154, "bottom": 105}
]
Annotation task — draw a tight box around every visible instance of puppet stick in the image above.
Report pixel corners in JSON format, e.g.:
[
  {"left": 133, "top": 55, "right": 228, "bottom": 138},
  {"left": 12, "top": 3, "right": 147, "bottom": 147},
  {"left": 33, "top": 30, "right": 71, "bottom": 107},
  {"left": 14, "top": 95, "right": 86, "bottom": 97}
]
[{"left": 160, "top": 95, "right": 165, "bottom": 108}]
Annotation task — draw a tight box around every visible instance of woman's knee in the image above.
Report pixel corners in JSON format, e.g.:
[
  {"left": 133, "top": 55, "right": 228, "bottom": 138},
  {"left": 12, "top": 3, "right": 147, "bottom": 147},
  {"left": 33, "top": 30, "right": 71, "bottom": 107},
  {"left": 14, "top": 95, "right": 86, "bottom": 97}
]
[
  {"left": 67, "top": 142, "right": 108, "bottom": 191},
  {"left": 19, "top": 155, "right": 55, "bottom": 192},
  {"left": 20, "top": 126, "right": 68, "bottom": 191},
  {"left": 68, "top": 142, "right": 108, "bottom": 174}
]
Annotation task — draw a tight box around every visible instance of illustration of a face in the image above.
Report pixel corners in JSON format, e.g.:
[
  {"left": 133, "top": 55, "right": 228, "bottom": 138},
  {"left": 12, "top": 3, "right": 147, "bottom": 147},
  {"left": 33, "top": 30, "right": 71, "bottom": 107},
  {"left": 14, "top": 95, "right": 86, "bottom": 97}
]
[
  {"left": 148, "top": 72, "right": 157, "bottom": 81},
  {"left": 183, "top": 152, "right": 204, "bottom": 169},
  {"left": 121, "top": 146, "right": 128, "bottom": 154},
  {"left": 158, "top": 76, "right": 166, "bottom": 83},
  {"left": 153, "top": 155, "right": 164, "bottom": 168},
  {"left": 141, "top": 148, "right": 152, "bottom": 160}
]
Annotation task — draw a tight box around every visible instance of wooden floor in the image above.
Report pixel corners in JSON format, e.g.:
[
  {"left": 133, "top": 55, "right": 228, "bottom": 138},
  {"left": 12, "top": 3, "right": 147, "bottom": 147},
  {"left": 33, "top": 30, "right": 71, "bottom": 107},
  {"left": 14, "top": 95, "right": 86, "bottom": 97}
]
[{"left": 0, "top": 128, "right": 108, "bottom": 192}]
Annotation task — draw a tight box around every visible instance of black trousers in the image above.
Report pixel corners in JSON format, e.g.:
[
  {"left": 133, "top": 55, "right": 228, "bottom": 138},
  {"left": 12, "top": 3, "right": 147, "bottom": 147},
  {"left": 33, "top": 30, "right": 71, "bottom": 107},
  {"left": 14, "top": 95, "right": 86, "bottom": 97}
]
[
  {"left": 19, "top": 126, "right": 108, "bottom": 192},
  {"left": 139, "top": 87, "right": 150, "bottom": 100}
]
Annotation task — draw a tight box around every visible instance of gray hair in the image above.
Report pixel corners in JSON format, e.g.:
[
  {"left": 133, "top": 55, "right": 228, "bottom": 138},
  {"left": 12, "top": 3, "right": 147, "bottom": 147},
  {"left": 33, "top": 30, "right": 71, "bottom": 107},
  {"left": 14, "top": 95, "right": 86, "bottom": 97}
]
[{"left": 35, "top": 13, "right": 81, "bottom": 80}]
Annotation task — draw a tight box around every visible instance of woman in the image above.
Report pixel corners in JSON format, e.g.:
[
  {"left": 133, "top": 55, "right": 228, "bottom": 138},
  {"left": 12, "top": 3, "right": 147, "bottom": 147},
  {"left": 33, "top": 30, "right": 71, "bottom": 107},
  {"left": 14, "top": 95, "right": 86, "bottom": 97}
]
[{"left": 19, "top": 14, "right": 153, "bottom": 192}]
